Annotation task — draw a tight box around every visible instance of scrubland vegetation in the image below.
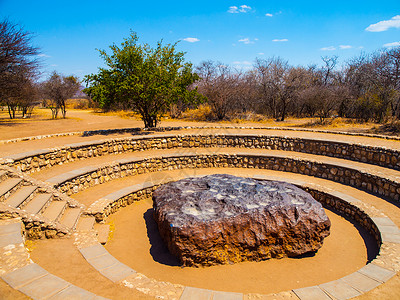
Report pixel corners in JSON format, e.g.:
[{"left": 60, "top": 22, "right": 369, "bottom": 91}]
[{"left": 1, "top": 19, "right": 400, "bottom": 132}]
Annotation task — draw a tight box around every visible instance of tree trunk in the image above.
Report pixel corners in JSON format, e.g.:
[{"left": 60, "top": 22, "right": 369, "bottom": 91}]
[
  {"left": 142, "top": 113, "right": 157, "bottom": 128},
  {"left": 61, "top": 105, "right": 67, "bottom": 118},
  {"left": 7, "top": 104, "right": 17, "bottom": 119}
]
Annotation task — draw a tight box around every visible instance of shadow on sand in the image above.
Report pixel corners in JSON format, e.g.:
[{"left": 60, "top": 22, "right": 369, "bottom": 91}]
[{"left": 143, "top": 208, "right": 181, "bottom": 267}]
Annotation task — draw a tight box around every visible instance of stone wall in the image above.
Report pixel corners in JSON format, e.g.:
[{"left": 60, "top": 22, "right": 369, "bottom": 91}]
[
  {"left": 56, "top": 153, "right": 400, "bottom": 204},
  {"left": 85, "top": 179, "right": 382, "bottom": 251},
  {"left": 5, "top": 134, "right": 400, "bottom": 174},
  {"left": 305, "top": 188, "right": 381, "bottom": 248}
]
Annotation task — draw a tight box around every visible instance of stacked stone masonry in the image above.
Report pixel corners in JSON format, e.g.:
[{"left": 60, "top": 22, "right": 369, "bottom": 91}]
[
  {"left": 0, "top": 166, "right": 83, "bottom": 239},
  {"left": 4, "top": 134, "right": 400, "bottom": 174},
  {"left": 87, "top": 181, "right": 382, "bottom": 252},
  {"left": 52, "top": 153, "right": 400, "bottom": 204}
]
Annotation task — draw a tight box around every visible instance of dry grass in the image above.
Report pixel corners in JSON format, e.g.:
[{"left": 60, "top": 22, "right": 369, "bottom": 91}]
[
  {"left": 296, "top": 117, "right": 374, "bottom": 130},
  {"left": 370, "top": 121, "right": 400, "bottom": 136},
  {"left": 91, "top": 109, "right": 142, "bottom": 120},
  {"left": 180, "top": 104, "right": 214, "bottom": 121},
  {"left": 65, "top": 98, "right": 94, "bottom": 110}
]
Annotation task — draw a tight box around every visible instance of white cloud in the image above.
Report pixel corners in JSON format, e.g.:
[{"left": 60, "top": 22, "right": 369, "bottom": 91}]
[
  {"left": 366, "top": 15, "right": 400, "bottom": 32},
  {"left": 228, "top": 6, "right": 238, "bottom": 13},
  {"left": 265, "top": 13, "right": 273, "bottom": 17},
  {"left": 258, "top": 52, "right": 265, "bottom": 55},
  {"left": 383, "top": 41, "right": 400, "bottom": 48},
  {"left": 239, "top": 5, "right": 251, "bottom": 12},
  {"left": 182, "top": 37, "right": 200, "bottom": 43},
  {"left": 37, "top": 54, "right": 51, "bottom": 58},
  {"left": 320, "top": 46, "right": 336, "bottom": 51},
  {"left": 238, "top": 37, "right": 258, "bottom": 44},
  {"left": 272, "top": 39, "right": 288, "bottom": 42},
  {"left": 339, "top": 45, "right": 352, "bottom": 49},
  {"left": 239, "top": 38, "right": 251, "bottom": 44},
  {"left": 228, "top": 5, "right": 251, "bottom": 13}
]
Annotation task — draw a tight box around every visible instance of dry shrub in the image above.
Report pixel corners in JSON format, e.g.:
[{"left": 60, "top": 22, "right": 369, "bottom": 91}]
[
  {"left": 92, "top": 109, "right": 141, "bottom": 120},
  {"left": 65, "top": 98, "right": 94, "bottom": 109},
  {"left": 299, "top": 117, "right": 345, "bottom": 128},
  {"left": 230, "top": 111, "right": 268, "bottom": 123},
  {"left": 370, "top": 121, "right": 400, "bottom": 136},
  {"left": 181, "top": 104, "right": 213, "bottom": 121}
]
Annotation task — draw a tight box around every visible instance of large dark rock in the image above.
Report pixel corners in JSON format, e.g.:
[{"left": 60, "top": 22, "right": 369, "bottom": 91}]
[{"left": 152, "top": 174, "right": 331, "bottom": 267}]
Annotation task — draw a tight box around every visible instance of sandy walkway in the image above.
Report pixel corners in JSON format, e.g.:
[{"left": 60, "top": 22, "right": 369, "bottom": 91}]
[{"left": 2, "top": 127, "right": 400, "bottom": 158}]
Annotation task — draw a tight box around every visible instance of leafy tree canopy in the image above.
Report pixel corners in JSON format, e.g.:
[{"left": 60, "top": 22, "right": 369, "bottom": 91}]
[{"left": 84, "top": 31, "right": 202, "bottom": 128}]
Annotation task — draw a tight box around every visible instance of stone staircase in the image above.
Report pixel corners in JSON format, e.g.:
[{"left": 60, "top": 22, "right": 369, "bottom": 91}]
[
  {"left": 0, "top": 218, "right": 108, "bottom": 300},
  {"left": 0, "top": 166, "right": 87, "bottom": 239}
]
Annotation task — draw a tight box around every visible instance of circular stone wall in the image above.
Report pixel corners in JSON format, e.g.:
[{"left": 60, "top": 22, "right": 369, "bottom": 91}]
[{"left": 153, "top": 174, "right": 331, "bottom": 267}]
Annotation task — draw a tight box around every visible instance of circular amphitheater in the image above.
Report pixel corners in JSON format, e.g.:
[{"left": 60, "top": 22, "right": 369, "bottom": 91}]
[{"left": 1, "top": 125, "right": 400, "bottom": 300}]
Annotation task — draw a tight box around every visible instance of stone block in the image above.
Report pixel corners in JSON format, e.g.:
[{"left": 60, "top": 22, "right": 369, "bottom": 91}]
[
  {"left": 319, "top": 279, "right": 361, "bottom": 300},
  {"left": 213, "top": 291, "right": 243, "bottom": 300},
  {"left": 99, "top": 262, "right": 136, "bottom": 282},
  {"left": 79, "top": 244, "right": 108, "bottom": 260},
  {"left": 47, "top": 285, "right": 97, "bottom": 299},
  {"left": 18, "top": 274, "right": 69, "bottom": 299},
  {"left": 180, "top": 287, "right": 213, "bottom": 300},
  {"left": 341, "top": 271, "right": 381, "bottom": 292},
  {"left": 1, "top": 263, "right": 47, "bottom": 288},
  {"left": 0, "top": 232, "right": 23, "bottom": 248},
  {"left": 358, "top": 263, "right": 396, "bottom": 283},
  {"left": 293, "top": 286, "right": 331, "bottom": 300}
]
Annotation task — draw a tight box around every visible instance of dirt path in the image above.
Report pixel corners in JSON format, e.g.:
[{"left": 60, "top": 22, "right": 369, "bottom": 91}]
[
  {"left": 2, "top": 127, "right": 400, "bottom": 159},
  {"left": 1, "top": 109, "right": 398, "bottom": 156}
]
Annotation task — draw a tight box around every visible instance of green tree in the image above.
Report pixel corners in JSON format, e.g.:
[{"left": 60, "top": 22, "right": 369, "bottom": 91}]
[{"left": 84, "top": 31, "right": 202, "bottom": 128}]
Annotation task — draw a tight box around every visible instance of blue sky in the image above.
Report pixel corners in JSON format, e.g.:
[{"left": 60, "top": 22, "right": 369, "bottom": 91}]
[{"left": 1, "top": 1, "right": 399, "bottom": 80}]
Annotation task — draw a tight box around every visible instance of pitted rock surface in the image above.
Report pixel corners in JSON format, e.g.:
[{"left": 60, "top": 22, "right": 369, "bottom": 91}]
[{"left": 153, "top": 174, "right": 331, "bottom": 267}]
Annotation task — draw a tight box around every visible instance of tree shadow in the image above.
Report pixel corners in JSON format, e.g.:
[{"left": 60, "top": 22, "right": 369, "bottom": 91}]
[
  {"left": 143, "top": 208, "right": 181, "bottom": 267},
  {"left": 82, "top": 128, "right": 154, "bottom": 137}
]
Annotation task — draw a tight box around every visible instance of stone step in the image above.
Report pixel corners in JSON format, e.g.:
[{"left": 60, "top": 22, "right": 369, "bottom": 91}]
[
  {"left": 0, "top": 178, "right": 22, "bottom": 197},
  {"left": 60, "top": 207, "right": 81, "bottom": 229},
  {"left": 22, "top": 193, "right": 52, "bottom": 215},
  {"left": 4, "top": 186, "right": 37, "bottom": 208},
  {"left": 41, "top": 201, "right": 67, "bottom": 222},
  {"left": 96, "top": 224, "right": 110, "bottom": 245},
  {"left": 0, "top": 170, "right": 8, "bottom": 181},
  {"left": 76, "top": 216, "right": 95, "bottom": 231}
]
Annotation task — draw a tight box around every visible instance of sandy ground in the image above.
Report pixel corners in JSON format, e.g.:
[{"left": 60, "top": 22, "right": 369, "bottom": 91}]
[
  {"left": 105, "top": 198, "right": 368, "bottom": 295},
  {"left": 29, "top": 238, "right": 153, "bottom": 300},
  {"left": 0, "top": 108, "right": 376, "bottom": 140},
  {"left": 1, "top": 109, "right": 400, "bottom": 299},
  {"left": 1, "top": 109, "right": 400, "bottom": 159}
]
